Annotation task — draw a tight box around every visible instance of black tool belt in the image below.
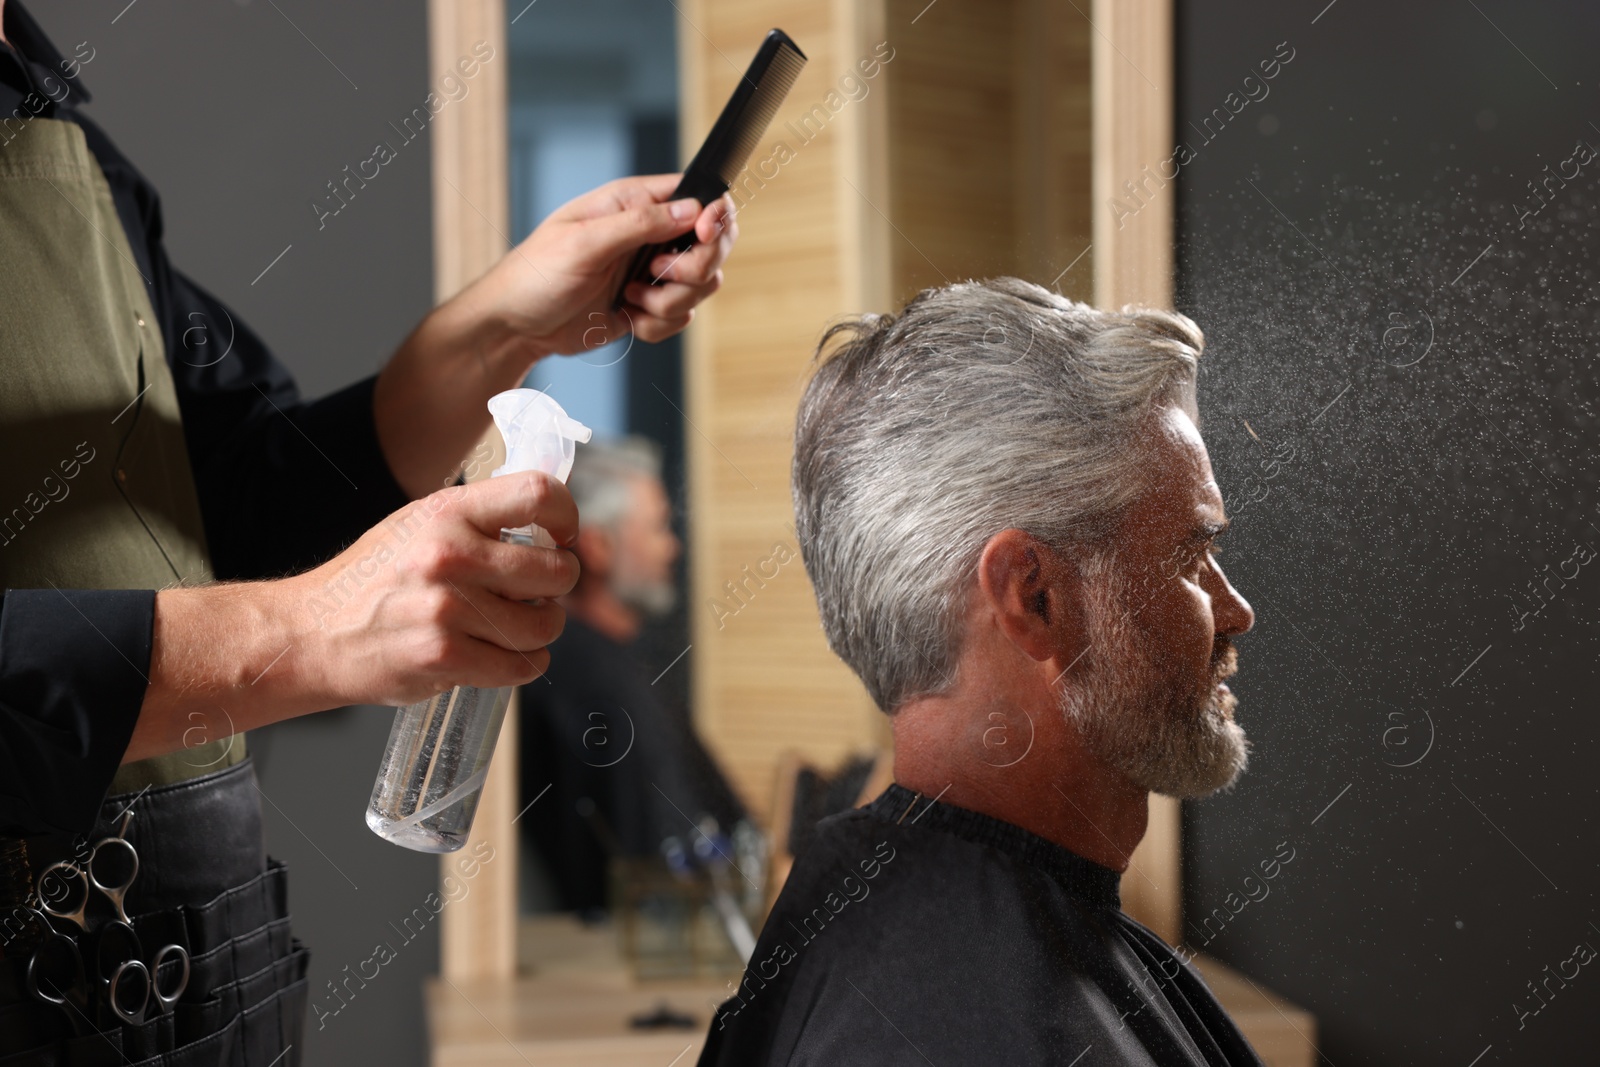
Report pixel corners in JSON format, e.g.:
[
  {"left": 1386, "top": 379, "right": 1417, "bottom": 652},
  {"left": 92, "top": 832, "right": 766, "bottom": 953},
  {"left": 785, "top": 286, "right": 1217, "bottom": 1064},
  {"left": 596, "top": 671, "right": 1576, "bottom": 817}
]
[{"left": 0, "top": 758, "right": 309, "bottom": 1066}]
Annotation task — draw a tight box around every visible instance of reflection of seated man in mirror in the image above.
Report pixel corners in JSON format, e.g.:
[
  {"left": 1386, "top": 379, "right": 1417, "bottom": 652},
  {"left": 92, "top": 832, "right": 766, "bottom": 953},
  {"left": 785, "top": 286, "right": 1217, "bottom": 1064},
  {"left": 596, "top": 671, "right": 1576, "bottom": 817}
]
[
  {"left": 699, "top": 279, "right": 1265, "bottom": 1066},
  {"left": 518, "top": 438, "right": 746, "bottom": 916}
]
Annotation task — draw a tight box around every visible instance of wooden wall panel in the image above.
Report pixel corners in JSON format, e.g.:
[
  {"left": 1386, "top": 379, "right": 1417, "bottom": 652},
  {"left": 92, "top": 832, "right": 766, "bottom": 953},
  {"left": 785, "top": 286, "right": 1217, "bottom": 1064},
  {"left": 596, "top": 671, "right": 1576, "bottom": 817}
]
[
  {"left": 1015, "top": 0, "right": 1096, "bottom": 302},
  {"left": 884, "top": 0, "right": 1018, "bottom": 302},
  {"left": 884, "top": 0, "right": 1094, "bottom": 304},
  {"left": 681, "top": 0, "right": 889, "bottom": 822}
]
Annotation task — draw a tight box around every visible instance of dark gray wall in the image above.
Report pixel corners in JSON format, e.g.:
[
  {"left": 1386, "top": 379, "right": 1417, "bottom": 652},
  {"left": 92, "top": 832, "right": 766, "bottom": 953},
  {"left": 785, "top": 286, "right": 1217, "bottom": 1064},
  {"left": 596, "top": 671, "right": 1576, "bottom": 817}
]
[
  {"left": 36, "top": 3, "right": 438, "bottom": 1065},
  {"left": 1176, "top": 2, "right": 1599, "bottom": 1064}
]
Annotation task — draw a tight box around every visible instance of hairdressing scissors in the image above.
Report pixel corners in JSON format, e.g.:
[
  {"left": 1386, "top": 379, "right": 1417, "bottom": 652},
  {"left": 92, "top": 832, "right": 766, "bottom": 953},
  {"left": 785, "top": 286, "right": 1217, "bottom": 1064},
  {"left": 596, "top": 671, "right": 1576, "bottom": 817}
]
[
  {"left": 24, "top": 907, "right": 168, "bottom": 1032},
  {"left": 31, "top": 811, "right": 190, "bottom": 1025},
  {"left": 21, "top": 908, "right": 99, "bottom": 1037},
  {"left": 35, "top": 810, "right": 139, "bottom": 928},
  {"left": 87, "top": 920, "right": 189, "bottom": 1026}
]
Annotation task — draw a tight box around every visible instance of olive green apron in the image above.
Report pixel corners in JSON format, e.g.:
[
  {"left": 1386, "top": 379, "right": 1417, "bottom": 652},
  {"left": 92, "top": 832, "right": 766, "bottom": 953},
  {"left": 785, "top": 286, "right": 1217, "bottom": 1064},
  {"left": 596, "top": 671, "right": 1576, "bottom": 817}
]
[{"left": 0, "top": 117, "right": 240, "bottom": 787}]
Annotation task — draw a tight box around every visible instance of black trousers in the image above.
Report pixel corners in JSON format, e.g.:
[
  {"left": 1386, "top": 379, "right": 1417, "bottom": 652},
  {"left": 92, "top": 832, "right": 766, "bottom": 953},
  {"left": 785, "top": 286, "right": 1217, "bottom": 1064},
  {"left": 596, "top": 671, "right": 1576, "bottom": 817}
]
[{"left": 0, "top": 758, "right": 308, "bottom": 1066}]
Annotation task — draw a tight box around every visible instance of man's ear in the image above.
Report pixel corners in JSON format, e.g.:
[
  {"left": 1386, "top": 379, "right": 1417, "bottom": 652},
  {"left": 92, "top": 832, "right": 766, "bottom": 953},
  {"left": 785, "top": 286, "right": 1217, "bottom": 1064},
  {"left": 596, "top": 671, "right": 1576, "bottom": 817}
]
[{"left": 976, "top": 530, "right": 1083, "bottom": 664}]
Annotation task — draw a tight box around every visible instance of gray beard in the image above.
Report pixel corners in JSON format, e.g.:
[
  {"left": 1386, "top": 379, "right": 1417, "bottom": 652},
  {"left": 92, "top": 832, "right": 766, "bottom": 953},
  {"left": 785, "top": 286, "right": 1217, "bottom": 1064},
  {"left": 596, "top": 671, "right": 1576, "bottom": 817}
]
[
  {"left": 1058, "top": 567, "right": 1249, "bottom": 799},
  {"left": 614, "top": 578, "right": 678, "bottom": 618}
]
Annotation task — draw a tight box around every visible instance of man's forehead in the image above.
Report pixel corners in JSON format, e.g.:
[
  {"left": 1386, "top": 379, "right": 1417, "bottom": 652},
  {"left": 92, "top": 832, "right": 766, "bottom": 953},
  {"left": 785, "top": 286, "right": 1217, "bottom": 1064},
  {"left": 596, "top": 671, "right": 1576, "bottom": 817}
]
[{"left": 1125, "top": 407, "right": 1227, "bottom": 535}]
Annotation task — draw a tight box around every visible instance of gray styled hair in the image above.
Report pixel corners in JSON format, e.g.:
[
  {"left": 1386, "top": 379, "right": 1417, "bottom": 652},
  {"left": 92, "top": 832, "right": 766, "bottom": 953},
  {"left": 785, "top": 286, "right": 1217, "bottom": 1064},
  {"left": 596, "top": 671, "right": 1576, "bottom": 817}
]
[
  {"left": 568, "top": 436, "right": 663, "bottom": 532},
  {"left": 792, "top": 277, "right": 1205, "bottom": 713}
]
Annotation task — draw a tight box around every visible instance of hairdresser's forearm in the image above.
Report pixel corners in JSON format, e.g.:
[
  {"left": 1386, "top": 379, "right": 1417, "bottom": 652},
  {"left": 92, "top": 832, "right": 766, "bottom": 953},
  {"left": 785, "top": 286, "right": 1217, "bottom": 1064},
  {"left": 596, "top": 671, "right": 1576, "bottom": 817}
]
[
  {"left": 373, "top": 293, "right": 544, "bottom": 500},
  {"left": 125, "top": 582, "right": 338, "bottom": 764}
]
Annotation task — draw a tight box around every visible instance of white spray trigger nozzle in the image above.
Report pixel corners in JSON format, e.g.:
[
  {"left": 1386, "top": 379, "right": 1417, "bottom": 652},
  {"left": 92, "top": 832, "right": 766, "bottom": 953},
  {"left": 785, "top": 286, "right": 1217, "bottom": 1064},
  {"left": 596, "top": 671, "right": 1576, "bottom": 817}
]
[{"left": 487, "top": 389, "right": 593, "bottom": 482}]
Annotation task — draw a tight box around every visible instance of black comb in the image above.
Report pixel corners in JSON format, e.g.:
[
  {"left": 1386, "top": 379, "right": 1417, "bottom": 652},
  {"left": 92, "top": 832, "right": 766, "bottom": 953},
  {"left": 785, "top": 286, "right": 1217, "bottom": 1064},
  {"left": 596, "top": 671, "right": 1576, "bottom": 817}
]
[{"left": 611, "top": 28, "right": 807, "bottom": 309}]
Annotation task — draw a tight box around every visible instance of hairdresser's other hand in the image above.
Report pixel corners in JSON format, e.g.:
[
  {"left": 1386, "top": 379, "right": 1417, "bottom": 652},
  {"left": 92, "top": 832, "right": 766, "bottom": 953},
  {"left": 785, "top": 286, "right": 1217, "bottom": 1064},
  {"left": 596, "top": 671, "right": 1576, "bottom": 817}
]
[
  {"left": 461, "top": 173, "right": 737, "bottom": 359},
  {"left": 277, "top": 473, "right": 580, "bottom": 708}
]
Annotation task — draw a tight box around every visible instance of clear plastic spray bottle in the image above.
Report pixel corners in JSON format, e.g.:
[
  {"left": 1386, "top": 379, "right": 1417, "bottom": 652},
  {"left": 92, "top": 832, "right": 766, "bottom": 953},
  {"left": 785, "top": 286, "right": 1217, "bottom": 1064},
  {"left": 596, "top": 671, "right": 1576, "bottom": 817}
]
[{"left": 366, "top": 389, "right": 592, "bottom": 852}]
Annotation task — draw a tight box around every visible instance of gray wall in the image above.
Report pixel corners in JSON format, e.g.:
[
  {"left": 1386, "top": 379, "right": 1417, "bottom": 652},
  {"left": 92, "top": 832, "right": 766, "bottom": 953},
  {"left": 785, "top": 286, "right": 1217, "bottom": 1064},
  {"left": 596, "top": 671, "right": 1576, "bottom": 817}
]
[
  {"left": 37, "top": 3, "right": 439, "bottom": 1065},
  {"left": 1177, "top": 2, "right": 1599, "bottom": 1063}
]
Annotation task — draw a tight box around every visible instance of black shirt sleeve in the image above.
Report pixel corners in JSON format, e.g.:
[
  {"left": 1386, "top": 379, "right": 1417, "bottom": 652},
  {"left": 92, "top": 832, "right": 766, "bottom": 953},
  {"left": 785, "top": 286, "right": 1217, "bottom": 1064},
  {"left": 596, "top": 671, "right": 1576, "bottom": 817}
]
[{"left": 0, "top": 589, "right": 152, "bottom": 835}]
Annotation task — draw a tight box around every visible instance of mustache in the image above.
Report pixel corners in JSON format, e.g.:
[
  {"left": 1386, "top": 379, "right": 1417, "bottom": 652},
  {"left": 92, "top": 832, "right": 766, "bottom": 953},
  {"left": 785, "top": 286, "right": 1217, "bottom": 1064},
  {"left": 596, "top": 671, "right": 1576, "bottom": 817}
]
[{"left": 1211, "top": 638, "right": 1239, "bottom": 681}]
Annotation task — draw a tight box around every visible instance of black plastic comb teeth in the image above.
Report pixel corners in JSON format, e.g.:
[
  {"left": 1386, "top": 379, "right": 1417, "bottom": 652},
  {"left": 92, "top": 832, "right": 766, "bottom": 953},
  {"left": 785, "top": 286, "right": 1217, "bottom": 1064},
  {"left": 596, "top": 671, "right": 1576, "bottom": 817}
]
[{"left": 611, "top": 29, "right": 807, "bottom": 309}]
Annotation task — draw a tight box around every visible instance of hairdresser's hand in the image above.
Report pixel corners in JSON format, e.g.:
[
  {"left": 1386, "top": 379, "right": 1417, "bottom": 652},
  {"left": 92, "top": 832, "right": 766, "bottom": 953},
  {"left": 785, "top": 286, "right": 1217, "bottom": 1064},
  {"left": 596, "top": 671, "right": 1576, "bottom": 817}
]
[
  {"left": 130, "top": 475, "right": 578, "bottom": 762},
  {"left": 276, "top": 473, "right": 581, "bottom": 708},
  {"left": 374, "top": 174, "right": 735, "bottom": 500},
  {"left": 464, "top": 173, "right": 738, "bottom": 358}
]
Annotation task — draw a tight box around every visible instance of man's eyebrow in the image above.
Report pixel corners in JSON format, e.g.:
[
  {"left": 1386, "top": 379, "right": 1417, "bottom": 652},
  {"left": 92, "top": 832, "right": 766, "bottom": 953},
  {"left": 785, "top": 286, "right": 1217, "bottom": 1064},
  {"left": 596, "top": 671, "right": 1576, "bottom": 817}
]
[{"left": 1185, "top": 519, "right": 1230, "bottom": 544}]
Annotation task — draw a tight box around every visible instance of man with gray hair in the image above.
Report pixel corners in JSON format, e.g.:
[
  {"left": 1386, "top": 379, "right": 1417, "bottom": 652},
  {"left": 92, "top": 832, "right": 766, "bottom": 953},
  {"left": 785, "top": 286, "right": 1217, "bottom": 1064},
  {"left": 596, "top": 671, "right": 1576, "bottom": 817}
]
[
  {"left": 519, "top": 438, "right": 746, "bottom": 914},
  {"left": 699, "top": 278, "right": 1263, "bottom": 1065}
]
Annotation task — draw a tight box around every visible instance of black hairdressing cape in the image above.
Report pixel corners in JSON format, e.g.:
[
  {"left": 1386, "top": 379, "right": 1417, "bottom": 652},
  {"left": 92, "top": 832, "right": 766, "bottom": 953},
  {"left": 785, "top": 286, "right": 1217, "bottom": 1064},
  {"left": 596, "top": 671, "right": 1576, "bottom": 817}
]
[{"left": 698, "top": 784, "right": 1266, "bottom": 1066}]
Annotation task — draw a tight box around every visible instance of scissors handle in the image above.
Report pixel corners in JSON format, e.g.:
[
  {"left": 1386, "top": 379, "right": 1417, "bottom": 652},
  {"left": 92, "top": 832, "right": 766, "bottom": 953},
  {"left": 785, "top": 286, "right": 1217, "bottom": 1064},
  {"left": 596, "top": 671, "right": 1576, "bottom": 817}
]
[
  {"left": 88, "top": 920, "right": 151, "bottom": 1026},
  {"left": 102, "top": 957, "right": 151, "bottom": 1027},
  {"left": 34, "top": 861, "right": 89, "bottom": 932},
  {"left": 86, "top": 835, "right": 139, "bottom": 925},
  {"left": 25, "top": 923, "right": 94, "bottom": 1037},
  {"left": 149, "top": 943, "right": 190, "bottom": 1012}
]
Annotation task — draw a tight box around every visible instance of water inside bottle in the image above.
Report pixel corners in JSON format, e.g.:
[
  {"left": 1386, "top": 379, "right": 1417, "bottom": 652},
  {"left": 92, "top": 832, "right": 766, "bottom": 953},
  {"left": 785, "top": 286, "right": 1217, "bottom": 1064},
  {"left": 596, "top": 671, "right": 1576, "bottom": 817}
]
[{"left": 366, "top": 683, "right": 514, "bottom": 852}]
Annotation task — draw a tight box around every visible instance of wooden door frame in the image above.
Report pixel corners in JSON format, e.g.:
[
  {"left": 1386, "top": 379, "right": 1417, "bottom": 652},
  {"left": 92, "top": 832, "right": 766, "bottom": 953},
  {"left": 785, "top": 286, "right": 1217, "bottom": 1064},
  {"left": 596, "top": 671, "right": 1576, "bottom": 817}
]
[
  {"left": 1092, "top": 0, "right": 1182, "bottom": 946},
  {"left": 428, "top": 0, "right": 519, "bottom": 982}
]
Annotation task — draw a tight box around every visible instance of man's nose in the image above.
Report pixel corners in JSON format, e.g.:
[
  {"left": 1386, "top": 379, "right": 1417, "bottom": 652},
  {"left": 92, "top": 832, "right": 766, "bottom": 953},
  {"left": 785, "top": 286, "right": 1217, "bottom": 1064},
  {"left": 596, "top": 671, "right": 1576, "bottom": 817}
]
[{"left": 1210, "top": 561, "right": 1255, "bottom": 636}]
